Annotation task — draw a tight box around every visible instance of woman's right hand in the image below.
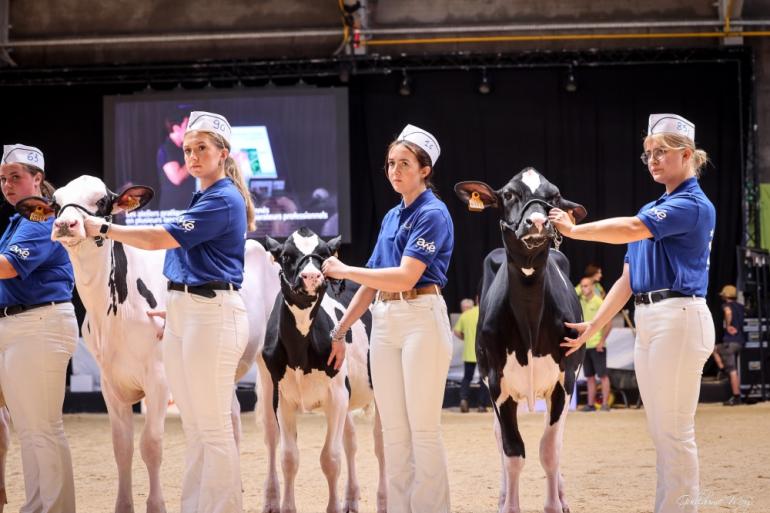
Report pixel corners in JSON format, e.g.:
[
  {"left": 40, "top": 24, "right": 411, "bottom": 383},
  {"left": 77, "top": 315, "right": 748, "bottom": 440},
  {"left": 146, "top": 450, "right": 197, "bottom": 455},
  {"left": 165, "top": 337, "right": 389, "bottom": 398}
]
[
  {"left": 561, "top": 320, "right": 591, "bottom": 356},
  {"left": 548, "top": 208, "right": 576, "bottom": 237}
]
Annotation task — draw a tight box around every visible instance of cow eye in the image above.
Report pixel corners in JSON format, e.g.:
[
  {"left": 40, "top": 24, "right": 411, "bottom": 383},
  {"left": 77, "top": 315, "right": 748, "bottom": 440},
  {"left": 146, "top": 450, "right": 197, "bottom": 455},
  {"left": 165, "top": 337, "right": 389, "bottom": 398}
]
[{"left": 503, "top": 191, "right": 514, "bottom": 201}]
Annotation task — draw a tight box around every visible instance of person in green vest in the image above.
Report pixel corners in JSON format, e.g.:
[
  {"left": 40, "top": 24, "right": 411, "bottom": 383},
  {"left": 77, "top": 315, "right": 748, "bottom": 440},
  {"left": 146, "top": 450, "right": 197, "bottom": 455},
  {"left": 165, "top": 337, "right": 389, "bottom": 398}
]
[
  {"left": 577, "top": 276, "right": 613, "bottom": 411},
  {"left": 453, "top": 297, "right": 489, "bottom": 413}
]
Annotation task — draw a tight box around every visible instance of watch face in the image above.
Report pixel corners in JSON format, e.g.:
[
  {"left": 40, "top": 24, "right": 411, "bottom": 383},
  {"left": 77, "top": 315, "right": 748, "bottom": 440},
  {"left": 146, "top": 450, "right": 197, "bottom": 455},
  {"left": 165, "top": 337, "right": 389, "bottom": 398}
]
[{"left": 100, "top": 223, "right": 109, "bottom": 234}]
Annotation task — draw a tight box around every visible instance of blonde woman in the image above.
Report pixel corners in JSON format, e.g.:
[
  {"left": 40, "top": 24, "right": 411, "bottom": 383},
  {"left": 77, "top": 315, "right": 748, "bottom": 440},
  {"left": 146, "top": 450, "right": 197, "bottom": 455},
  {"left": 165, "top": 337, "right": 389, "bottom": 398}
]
[
  {"left": 84, "top": 111, "right": 255, "bottom": 513},
  {"left": 549, "top": 114, "right": 715, "bottom": 513}
]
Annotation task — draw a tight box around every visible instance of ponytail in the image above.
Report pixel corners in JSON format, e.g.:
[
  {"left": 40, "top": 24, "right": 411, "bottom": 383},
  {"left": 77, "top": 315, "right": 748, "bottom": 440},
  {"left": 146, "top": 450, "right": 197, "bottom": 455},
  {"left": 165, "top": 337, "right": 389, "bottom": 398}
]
[
  {"left": 200, "top": 131, "right": 257, "bottom": 231},
  {"left": 223, "top": 155, "right": 256, "bottom": 231},
  {"left": 19, "top": 163, "right": 54, "bottom": 199},
  {"left": 40, "top": 180, "right": 55, "bottom": 200}
]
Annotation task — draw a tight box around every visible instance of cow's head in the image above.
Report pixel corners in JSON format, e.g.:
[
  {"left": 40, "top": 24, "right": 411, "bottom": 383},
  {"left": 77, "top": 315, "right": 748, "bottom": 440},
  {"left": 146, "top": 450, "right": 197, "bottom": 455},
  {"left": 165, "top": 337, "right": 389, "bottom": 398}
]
[
  {"left": 15, "top": 175, "right": 153, "bottom": 247},
  {"left": 264, "top": 227, "right": 342, "bottom": 306},
  {"left": 455, "top": 167, "right": 586, "bottom": 262}
]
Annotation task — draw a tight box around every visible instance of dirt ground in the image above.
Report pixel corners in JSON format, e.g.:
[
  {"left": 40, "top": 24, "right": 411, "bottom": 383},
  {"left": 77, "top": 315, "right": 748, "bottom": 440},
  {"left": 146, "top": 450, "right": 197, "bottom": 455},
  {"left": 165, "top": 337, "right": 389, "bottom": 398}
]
[{"left": 2, "top": 402, "right": 768, "bottom": 513}]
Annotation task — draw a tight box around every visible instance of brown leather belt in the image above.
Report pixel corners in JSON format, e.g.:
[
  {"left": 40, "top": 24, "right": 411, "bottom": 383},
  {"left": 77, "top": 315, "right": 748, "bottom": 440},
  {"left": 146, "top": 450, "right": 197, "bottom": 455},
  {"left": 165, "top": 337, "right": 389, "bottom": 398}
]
[{"left": 378, "top": 285, "right": 441, "bottom": 302}]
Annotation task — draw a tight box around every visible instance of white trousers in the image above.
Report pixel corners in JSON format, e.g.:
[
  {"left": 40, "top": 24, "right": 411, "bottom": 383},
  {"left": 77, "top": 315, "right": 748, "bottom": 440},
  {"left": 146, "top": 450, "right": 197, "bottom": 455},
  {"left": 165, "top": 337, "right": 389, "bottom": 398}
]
[
  {"left": 634, "top": 297, "right": 714, "bottom": 513},
  {"left": 0, "top": 302, "right": 77, "bottom": 513},
  {"left": 370, "top": 293, "right": 453, "bottom": 513},
  {"left": 163, "top": 290, "right": 249, "bottom": 513}
]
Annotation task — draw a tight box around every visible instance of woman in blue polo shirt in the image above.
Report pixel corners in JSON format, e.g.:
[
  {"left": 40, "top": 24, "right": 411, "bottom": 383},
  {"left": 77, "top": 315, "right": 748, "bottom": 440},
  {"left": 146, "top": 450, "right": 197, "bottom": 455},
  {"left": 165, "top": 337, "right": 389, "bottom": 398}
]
[
  {"left": 549, "top": 114, "right": 715, "bottom": 513},
  {"left": 84, "top": 111, "right": 254, "bottom": 513},
  {"left": 0, "top": 144, "right": 77, "bottom": 513},
  {"left": 322, "top": 124, "right": 454, "bottom": 513}
]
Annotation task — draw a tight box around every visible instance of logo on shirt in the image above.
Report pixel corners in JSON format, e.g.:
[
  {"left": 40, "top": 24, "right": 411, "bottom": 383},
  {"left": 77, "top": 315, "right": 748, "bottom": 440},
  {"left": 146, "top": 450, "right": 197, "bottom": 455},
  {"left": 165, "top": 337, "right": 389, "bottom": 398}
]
[
  {"left": 8, "top": 244, "right": 30, "bottom": 260},
  {"left": 177, "top": 217, "right": 195, "bottom": 232},
  {"left": 649, "top": 207, "right": 667, "bottom": 221},
  {"left": 415, "top": 238, "right": 436, "bottom": 253}
]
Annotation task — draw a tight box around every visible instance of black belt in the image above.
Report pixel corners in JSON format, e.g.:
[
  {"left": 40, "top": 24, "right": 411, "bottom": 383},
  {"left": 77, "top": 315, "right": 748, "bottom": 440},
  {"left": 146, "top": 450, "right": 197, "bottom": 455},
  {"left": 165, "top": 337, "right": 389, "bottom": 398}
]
[
  {"left": 634, "top": 289, "right": 700, "bottom": 305},
  {"left": 0, "top": 300, "right": 69, "bottom": 318},
  {"left": 167, "top": 281, "right": 240, "bottom": 298}
]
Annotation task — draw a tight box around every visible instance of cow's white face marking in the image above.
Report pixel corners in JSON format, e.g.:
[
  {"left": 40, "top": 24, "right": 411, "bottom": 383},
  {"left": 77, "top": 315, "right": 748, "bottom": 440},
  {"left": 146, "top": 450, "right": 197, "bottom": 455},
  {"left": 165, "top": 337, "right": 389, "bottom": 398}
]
[
  {"left": 292, "top": 232, "right": 319, "bottom": 256},
  {"left": 520, "top": 267, "right": 535, "bottom": 276},
  {"left": 521, "top": 169, "right": 541, "bottom": 194},
  {"left": 287, "top": 301, "right": 316, "bottom": 336}
]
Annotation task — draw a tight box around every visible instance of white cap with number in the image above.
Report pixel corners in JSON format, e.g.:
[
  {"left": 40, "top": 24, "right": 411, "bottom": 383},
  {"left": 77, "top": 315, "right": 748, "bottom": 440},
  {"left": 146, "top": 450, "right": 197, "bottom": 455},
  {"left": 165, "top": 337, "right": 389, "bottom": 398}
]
[
  {"left": 398, "top": 124, "right": 441, "bottom": 166},
  {"left": 1, "top": 144, "right": 45, "bottom": 172},
  {"left": 185, "top": 111, "right": 232, "bottom": 146},
  {"left": 648, "top": 114, "right": 695, "bottom": 141}
]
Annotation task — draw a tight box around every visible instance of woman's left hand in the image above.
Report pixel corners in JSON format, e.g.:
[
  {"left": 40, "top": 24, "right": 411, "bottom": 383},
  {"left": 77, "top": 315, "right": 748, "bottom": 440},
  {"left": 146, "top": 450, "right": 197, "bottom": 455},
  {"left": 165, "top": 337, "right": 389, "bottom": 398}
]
[
  {"left": 548, "top": 208, "right": 575, "bottom": 237},
  {"left": 322, "top": 256, "right": 349, "bottom": 280}
]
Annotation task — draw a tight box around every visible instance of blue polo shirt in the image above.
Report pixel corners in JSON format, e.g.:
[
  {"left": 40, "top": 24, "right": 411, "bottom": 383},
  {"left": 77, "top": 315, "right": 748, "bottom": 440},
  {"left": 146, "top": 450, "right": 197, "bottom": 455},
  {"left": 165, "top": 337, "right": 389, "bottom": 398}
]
[
  {"left": 625, "top": 177, "right": 715, "bottom": 297},
  {"left": 0, "top": 214, "right": 74, "bottom": 307},
  {"left": 366, "top": 189, "right": 454, "bottom": 288},
  {"left": 162, "top": 177, "right": 247, "bottom": 286}
]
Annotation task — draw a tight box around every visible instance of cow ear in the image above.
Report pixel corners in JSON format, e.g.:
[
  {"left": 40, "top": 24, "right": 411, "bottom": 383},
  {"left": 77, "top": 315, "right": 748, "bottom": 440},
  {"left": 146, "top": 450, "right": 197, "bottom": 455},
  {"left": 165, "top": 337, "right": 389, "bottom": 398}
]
[
  {"left": 454, "top": 181, "right": 499, "bottom": 211},
  {"left": 112, "top": 186, "right": 154, "bottom": 215},
  {"left": 264, "top": 236, "right": 283, "bottom": 260},
  {"left": 326, "top": 235, "right": 342, "bottom": 256},
  {"left": 557, "top": 197, "right": 587, "bottom": 223},
  {"left": 15, "top": 196, "right": 55, "bottom": 222}
]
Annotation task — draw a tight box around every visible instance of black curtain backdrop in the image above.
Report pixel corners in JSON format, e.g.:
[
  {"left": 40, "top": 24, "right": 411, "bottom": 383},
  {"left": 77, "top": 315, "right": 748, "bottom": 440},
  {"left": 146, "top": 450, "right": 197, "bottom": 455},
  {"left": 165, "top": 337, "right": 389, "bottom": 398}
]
[{"left": 0, "top": 58, "right": 745, "bottom": 320}]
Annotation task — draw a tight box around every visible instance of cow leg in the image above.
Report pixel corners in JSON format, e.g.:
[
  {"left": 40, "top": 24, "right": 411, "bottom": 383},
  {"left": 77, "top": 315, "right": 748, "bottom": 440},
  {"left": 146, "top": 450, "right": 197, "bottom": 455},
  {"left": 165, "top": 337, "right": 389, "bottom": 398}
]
[
  {"left": 0, "top": 406, "right": 9, "bottom": 511},
  {"left": 496, "top": 397, "right": 526, "bottom": 513},
  {"left": 540, "top": 383, "right": 569, "bottom": 513},
  {"left": 278, "top": 396, "right": 299, "bottom": 513},
  {"left": 140, "top": 377, "right": 169, "bottom": 513},
  {"left": 342, "top": 412, "right": 359, "bottom": 513},
  {"left": 102, "top": 383, "right": 136, "bottom": 513},
  {"left": 257, "top": 360, "right": 281, "bottom": 513},
  {"left": 320, "top": 384, "right": 347, "bottom": 513},
  {"left": 373, "top": 407, "right": 387, "bottom": 513}
]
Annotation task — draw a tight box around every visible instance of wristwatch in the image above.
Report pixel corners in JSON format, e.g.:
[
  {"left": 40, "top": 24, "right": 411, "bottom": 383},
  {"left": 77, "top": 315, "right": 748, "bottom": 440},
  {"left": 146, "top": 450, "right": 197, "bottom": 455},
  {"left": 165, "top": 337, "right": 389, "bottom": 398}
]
[{"left": 99, "top": 222, "right": 111, "bottom": 237}]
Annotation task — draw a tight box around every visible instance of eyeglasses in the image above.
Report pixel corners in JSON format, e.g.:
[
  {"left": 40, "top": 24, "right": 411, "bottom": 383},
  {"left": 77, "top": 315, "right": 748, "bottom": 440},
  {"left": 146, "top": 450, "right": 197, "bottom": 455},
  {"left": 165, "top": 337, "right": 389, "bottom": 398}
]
[{"left": 640, "top": 148, "right": 669, "bottom": 165}]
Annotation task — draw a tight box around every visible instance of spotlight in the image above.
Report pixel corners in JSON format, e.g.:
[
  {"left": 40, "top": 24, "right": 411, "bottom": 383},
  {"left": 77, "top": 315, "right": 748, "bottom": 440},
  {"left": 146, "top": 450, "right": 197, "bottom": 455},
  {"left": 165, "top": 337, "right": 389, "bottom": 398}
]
[
  {"left": 478, "top": 68, "right": 491, "bottom": 95},
  {"left": 399, "top": 70, "right": 412, "bottom": 96},
  {"left": 565, "top": 67, "right": 577, "bottom": 93}
]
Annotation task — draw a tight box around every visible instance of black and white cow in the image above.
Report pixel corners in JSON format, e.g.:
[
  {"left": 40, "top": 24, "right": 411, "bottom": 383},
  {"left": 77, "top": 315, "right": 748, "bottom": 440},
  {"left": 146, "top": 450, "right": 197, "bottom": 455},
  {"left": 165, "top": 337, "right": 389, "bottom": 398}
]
[
  {"left": 261, "top": 227, "right": 385, "bottom": 513},
  {"left": 455, "top": 167, "right": 587, "bottom": 513},
  {"left": 15, "top": 175, "right": 281, "bottom": 513}
]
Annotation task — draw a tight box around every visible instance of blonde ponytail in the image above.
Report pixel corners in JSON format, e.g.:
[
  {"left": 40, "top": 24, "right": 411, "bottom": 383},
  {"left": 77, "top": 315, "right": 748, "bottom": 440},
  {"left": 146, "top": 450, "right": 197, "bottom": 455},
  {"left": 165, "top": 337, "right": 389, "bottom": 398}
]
[
  {"left": 223, "top": 155, "right": 256, "bottom": 231},
  {"left": 199, "top": 131, "right": 257, "bottom": 232}
]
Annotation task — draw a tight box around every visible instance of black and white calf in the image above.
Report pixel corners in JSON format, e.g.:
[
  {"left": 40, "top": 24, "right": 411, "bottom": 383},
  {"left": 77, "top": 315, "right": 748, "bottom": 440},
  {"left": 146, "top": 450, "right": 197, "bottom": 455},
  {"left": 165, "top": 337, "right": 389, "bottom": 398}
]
[
  {"left": 456, "top": 167, "right": 587, "bottom": 513},
  {"left": 261, "top": 227, "right": 385, "bottom": 513}
]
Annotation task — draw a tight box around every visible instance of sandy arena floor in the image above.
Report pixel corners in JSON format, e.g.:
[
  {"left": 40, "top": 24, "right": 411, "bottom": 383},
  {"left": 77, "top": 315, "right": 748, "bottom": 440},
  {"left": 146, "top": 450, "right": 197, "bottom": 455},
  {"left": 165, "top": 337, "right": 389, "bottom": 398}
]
[{"left": 2, "top": 402, "right": 768, "bottom": 513}]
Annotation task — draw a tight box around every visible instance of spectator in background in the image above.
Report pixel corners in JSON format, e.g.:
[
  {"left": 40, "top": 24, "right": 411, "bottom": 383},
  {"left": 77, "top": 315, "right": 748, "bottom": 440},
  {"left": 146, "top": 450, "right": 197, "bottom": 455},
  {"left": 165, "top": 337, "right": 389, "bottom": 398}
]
[
  {"left": 453, "top": 297, "right": 489, "bottom": 413},
  {"left": 577, "top": 276, "right": 612, "bottom": 411},
  {"left": 575, "top": 263, "right": 606, "bottom": 299},
  {"left": 713, "top": 284, "right": 744, "bottom": 406}
]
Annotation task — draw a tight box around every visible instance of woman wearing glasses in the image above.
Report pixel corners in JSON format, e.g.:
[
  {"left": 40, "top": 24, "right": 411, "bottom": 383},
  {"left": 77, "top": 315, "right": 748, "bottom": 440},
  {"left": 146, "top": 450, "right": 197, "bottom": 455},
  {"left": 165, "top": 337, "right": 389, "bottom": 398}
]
[
  {"left": 0, "top": 144, "right": 77, "bottom": 512},
  {"left": 549, "top": 114, "right": 715, "bottom": 513}
]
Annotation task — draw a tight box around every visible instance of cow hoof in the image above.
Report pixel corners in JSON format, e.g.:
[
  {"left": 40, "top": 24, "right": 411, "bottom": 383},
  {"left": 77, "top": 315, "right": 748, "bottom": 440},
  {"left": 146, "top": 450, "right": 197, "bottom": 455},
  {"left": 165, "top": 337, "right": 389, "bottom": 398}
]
[
  {"left": 343, "top": 498, "right": 359, "bottom": 513},
  {"left": 146, "top": 497, "right": 167, "bottom": 513},
  {"left": 0, "top": 487, "right": 6, "bottom": 505},
  {"left": 460, "top": 399, "right": 470, "bottom": 413}
]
